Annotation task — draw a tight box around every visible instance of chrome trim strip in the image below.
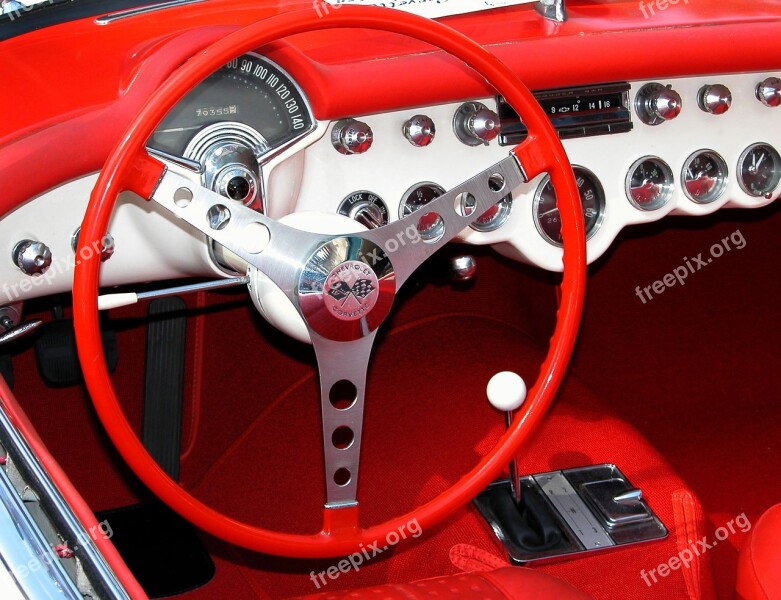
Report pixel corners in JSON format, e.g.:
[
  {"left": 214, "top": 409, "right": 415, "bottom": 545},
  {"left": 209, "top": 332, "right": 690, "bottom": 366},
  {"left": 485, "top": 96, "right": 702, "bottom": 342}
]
[
  {"left": 96, "top": 0, "right": 206, "bottom": 24},
  {"left": 0, "top": 405, "right": 131, "bottom": 599},
  {"left": 0, "top": 464, "right": 81, "bottom": 598}
]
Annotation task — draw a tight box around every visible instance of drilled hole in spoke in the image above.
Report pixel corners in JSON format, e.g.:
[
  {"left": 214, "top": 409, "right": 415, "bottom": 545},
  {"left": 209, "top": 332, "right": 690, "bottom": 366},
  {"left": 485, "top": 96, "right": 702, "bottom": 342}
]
[
  {"left": 488, "top": 173, "right": 506, "bottom": 193},
  {"left": 332, "top": 426, "right": 355, "bottom": 450},
  {"left": 207, "top": 205, "right": 231, "bottom": 230},
  {"left": 174, "top": 187, "right": 193, "bottom": 208},
  {"left": 455, "top": 192, "right": 476, "bottom": 217},
  {"left": 417, "top": 212, "right": 445, "bottom": 244},
  {"left": 330, "top": 380, "right": 357, "bottom": 411},
  {"left": 334, "top": 468, "right": 351, "bottom": 487}
]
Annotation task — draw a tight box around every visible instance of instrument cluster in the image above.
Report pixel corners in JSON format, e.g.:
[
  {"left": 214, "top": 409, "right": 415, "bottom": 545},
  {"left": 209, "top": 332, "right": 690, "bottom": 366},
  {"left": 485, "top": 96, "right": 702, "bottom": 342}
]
[{"left": 295, "top": 72, "right": 781, "bottom": 271}]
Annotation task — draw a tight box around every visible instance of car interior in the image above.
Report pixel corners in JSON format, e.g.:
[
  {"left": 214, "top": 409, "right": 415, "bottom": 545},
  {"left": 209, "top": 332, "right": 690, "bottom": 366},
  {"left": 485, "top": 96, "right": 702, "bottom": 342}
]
[{"left": 1, "top": 0, "right": 780, "bottom": 598}]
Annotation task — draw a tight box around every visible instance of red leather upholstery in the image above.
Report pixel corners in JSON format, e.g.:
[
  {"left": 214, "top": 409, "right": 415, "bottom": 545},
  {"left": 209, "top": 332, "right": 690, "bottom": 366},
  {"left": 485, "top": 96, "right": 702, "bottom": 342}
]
[
  {"left": 735, "top": 504, "right": 781, "bottom": 600},
  {"left": 296, "top": 567, "right": 592, "bottom": 599}
]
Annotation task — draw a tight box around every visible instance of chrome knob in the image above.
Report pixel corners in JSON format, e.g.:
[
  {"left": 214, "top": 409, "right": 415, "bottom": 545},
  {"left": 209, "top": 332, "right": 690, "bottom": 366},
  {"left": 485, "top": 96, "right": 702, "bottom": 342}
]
[
  {"left": 331, "top": 119, "right": 374, "bottom": 155},
  {"left": 698, "top": 84, "right": 732, "bottom": 115},
  {"left": 635, "top": 83, "right": 682, "bottom": 125},
  {"left": 13, "top": 240, "right": 52, "bottom": 276},
  {"left": 71, "top": 228, "right": 115, "bottom": 262},
  {"left": 403, "top": 115, "right": 436, "bottom": 147},
  {"left": 756, "top": 77, "right": 781, "bottom": 107},
  {"left": 454, "top": 102, "right": 500, "bottom": 146},
  {"left": 450, "top": 255, "right": 477, "bottom": 282}
]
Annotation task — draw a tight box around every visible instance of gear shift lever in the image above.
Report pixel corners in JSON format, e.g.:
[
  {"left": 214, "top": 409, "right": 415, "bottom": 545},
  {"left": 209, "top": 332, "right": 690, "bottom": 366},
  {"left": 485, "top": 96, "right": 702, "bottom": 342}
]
[{"left": 487, "top": 371, "right": 527, "bottom": 504}]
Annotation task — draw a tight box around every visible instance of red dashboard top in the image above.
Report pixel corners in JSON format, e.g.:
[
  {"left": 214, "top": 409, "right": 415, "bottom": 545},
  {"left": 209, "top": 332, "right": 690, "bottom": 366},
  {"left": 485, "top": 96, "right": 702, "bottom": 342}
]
[{"left": 1, "top": 0, "right": 780, "bottom": 216}]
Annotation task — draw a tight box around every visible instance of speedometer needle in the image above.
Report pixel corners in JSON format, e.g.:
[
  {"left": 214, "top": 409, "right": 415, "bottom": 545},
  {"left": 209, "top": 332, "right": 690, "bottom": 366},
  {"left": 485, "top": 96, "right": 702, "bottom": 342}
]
[{"left": 155, "top": 125, "right": 204, "bottom": 134}]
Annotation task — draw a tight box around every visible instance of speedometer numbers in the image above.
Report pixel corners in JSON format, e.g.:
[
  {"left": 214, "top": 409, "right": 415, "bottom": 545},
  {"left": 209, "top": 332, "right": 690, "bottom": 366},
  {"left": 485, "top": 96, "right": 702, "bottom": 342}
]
[{"left": 533, "top": 167, "right": 605, "bottom": 246}]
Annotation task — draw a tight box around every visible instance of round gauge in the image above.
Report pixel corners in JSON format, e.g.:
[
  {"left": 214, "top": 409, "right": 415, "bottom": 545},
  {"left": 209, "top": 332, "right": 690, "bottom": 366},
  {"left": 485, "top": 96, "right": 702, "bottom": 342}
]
[
  {"left": 738, "top": 143, "right": 781, "bottom": 198},
  {"left": 682, "top": 150, "right": 728, "bottom": 204},
  {"left": 148, "top": 53, "right": 314, "bottom": 158},
  {"left": 338, "top": 191, "right": 389, "bottom": 229},
  {"left": 533, "top": 167, "right": 605, "bottom": 246},
  {"left": 471, "top": 194, "right": 513, "bottom": 232},
  {"left": 625, "top": 157, "right": 674, "bottom": 211},
  {"left": 400, "top": 183, "right": 446, "bottom": 243}
]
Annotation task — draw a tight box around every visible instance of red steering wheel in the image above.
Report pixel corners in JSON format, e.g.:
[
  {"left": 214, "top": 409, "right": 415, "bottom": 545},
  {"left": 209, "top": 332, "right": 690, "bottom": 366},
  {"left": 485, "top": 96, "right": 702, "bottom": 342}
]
[{"left": 73, "top": 5, "right": 586, "bottom": 558}]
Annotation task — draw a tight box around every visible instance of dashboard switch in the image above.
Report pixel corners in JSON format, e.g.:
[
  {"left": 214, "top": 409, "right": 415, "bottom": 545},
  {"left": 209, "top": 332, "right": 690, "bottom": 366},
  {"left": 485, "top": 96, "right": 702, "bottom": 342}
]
[
  {"left": 403, "top": 115, "right": 436, "bottom": 147},
  {"left": 454, "top": 102, "right": 500, "bottom": 146},
  {"left": 698, "top": 84, "right": 732, "bottom": 115},
  {"left": 756, "top": 77, "right": 781, "bottom": 107},
  {"left": 331, "top": 119, "right": 374, "bottom": 154},
  {"left": 635, "top": 83, "right": 682, "bottom": 125},
  {"left": 13, "top": 240, "right": 52, "bottom": 276}
]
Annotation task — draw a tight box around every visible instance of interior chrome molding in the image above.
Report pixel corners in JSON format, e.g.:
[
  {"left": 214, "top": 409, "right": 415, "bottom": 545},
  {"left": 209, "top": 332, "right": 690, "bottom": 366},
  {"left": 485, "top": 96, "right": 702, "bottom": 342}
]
[
  {"left": 0, "top": 406, "right": 131, "bottom": 599},
  {"left": 95, "top": 0, "right": 206, "bottom": 24}
]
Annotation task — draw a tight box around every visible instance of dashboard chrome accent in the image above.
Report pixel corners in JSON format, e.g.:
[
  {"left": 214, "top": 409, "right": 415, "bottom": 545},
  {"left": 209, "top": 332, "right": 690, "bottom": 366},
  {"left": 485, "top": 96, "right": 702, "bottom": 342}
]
[
  {"left": 681, "top": 150, "right": 728, "bottom": 204},
  {"left": 634, "top": 83, "right": 682, "bottom": 126},
  {"left": 738, "top": 143, "right": 781, "bottom": 198},
  {"left": 453, "top": 102, "right": 499, "bottom": 146},
  {"left": 95, "top": 0, "right": 206, "bottom": 24},
  {"left": 498, "top": 82, "right": 632, "bottom": 144},
  {"left": 0, "top": 399, "right": 131, "bottom": 598},
  {"left": 625, "top": 156, "right": 674, "bottom": 211},
  {"left": 535, "top": 0, "right": 567, "bottom": 22}
]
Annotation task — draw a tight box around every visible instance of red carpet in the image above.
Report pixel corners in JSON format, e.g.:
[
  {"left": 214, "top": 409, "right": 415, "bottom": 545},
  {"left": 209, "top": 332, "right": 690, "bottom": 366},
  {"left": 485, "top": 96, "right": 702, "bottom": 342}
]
[{"left": 9, "top": 199, "right": 781, "bottom": 598}]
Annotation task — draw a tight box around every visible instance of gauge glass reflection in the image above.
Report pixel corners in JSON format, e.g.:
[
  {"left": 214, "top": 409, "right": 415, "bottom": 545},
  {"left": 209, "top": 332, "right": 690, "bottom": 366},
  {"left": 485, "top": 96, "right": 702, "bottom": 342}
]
[
  {"left": 533, "top": 167, "right": 605, "bottom": 246},
  {"left": 738, "top": 143, "right": 781, "bottom": 198},
  {"left": 626, "top": 157, "right": 674, "bottom": 211},
  {"left": 682, "top": 150, "right": 728, "bottom": 204}
]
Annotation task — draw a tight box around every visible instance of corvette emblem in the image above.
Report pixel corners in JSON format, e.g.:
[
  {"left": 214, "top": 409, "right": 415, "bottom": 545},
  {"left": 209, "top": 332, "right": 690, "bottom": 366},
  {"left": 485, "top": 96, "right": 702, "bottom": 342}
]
[{"left": 323, "top": 260, "right": 379, "bottom": 321}]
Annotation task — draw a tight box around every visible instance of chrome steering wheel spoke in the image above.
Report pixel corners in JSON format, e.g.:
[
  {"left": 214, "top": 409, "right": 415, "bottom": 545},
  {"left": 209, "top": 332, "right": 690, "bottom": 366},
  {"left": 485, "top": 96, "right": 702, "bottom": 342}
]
[
  {"left": 147, "top": 152, "right": 527, "bottom": 514},
  {"left": 361, "top": 154, "right": 526, "bottom": 287}
]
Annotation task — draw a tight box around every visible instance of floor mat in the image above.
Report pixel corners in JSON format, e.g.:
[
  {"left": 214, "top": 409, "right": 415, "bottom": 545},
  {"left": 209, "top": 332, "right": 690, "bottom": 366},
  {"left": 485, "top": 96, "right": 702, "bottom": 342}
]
[{"left": 95, "top": 502, "right": 215, "bottom": 598}]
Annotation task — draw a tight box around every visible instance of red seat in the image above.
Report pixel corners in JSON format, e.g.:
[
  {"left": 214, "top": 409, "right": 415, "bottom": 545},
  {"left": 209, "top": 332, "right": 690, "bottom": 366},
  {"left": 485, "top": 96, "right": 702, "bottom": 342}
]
[
  {"left": 295, "top": 566, "right": 592, "bottom": 599},
  {"left": 735, "top": 504, "right": 781, "bottom": 600}
]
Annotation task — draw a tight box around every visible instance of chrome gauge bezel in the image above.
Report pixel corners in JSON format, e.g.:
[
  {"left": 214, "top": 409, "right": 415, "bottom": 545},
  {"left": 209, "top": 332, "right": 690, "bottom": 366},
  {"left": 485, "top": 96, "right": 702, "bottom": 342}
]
[
  {"left": 471, "top": 193, "right": 513, "bottom": 232},
  {"left": 533, "top": 166, "right": 606, "bottom": 247},
  {"left": 737, "top": 142, "right": 781, "bottom": 198},
  {"left": 681, "top": 149, "right": 729, "bottom": 204},
  {"left": 398, "top": 182, "right": 446, "bottom": 219},
  {"left": 625, "top": 156, "right": 674, "bottom": 211}
]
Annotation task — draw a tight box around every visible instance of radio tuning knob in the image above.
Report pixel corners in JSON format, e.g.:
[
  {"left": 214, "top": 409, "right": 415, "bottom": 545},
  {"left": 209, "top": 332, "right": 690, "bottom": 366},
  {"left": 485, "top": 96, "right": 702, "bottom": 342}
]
[
  {"left": 698, "top": 84, "right": 732, "bottom": 115},
  {"left": 756, "top": 77, "right": 781, "bottom": 107},
  {"left": 13, "top": 240, "right": 52, "bottom": 276},
  {"left": 635, "top": 83, "right": 682, "bottom": 125},
  {"left": 331, "top": 119, "right": 373, "bottom": 155},
  {"left": 403, "top": 115, "right": 436, "bottom": 147},
  {"left": 454, "top": 102, "right": 500, "bottom": 146}
]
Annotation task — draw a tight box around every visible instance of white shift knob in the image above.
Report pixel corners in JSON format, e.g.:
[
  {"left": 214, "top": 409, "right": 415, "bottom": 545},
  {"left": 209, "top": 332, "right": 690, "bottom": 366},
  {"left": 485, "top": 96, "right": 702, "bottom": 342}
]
[{"left": 487, "top": 371, "right": 527, "bottom": 412}]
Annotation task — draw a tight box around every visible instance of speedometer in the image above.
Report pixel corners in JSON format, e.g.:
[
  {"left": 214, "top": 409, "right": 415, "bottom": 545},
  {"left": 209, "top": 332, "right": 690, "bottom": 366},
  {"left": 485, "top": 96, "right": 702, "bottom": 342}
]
[{"left": 148, "top": 53, "right": 314, "bottom": 159}]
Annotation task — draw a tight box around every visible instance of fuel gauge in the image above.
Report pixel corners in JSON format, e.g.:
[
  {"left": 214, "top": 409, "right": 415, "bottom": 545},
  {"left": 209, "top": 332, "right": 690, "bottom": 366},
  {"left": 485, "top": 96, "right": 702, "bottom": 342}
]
[
  {"left": 682, "top": 150, "right": 728, "bottom": 204},
  {"left": 738, "top": 143, "right": 781, "bottom": 198},
  {"left": 626, "top": 157, "right": 674, "bottom": 211}
]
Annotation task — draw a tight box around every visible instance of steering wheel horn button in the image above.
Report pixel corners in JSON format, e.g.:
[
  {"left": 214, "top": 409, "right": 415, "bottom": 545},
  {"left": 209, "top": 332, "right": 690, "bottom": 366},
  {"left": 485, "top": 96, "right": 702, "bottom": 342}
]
[{"left": 299, "top": 238, "right": 396, "bottom": 342}]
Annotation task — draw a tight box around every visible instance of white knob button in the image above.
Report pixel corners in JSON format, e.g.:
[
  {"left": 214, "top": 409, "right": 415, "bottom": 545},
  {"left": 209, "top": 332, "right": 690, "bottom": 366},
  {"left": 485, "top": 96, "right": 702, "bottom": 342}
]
[{"left": 487, "top": 371, "right": 527, "bottom": 412}]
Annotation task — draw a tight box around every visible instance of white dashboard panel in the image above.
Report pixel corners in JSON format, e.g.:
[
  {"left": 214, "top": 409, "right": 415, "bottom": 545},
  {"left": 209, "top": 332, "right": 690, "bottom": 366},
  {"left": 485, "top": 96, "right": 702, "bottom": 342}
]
[{"left": 1, "top": 71, "right": 779, "bottom": 308}]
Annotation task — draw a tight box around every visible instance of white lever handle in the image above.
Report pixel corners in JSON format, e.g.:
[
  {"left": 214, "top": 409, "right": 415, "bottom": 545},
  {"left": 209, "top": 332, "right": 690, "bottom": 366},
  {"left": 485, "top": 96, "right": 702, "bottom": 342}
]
[{"left": 487, "top": 371, "right": 527, "bottom": 412}]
